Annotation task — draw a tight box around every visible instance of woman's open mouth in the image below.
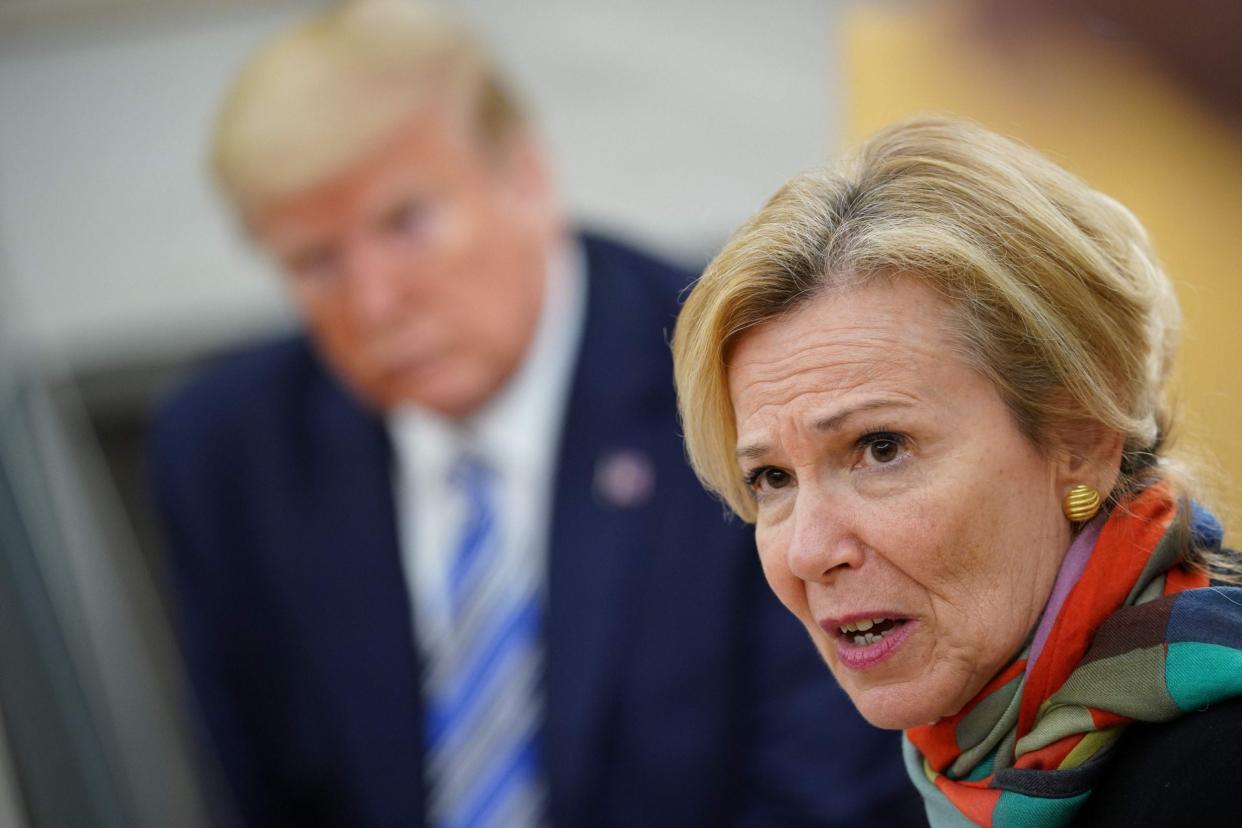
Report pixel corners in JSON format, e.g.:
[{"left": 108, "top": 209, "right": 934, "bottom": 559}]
[
  {"left": 837, "top": 617, "right": 908, "bottom": 646},
  {"left": 822, "top": 615, "right": 915, "bottom": 670}
]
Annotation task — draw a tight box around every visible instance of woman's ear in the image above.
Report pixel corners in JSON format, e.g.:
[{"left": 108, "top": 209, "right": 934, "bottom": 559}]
[{"left": 1051, "top": 418, "right": 1126, "bottom": 500}]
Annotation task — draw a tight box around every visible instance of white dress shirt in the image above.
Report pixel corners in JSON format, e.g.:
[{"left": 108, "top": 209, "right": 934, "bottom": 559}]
[{"left": 387, "top": 240, "right": 587, "bottom": 660}]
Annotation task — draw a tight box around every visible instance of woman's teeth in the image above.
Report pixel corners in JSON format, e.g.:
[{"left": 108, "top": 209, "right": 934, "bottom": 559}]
[{"left": 839, "top": 617, "right": 902, "bottom": 645}]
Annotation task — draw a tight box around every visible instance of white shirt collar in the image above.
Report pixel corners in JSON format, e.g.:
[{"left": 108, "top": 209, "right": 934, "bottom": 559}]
[
  {"left": 387, "top": 237, "right": 586, "bottom": 474},
  {"left": 385, "top": 237, "right": 587, "bottom": 643}
]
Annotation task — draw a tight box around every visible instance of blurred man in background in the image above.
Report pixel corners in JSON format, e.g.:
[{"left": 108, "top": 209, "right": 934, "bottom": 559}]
[{"left": 151, "top": 1, "right": 919, "bottom": 825}]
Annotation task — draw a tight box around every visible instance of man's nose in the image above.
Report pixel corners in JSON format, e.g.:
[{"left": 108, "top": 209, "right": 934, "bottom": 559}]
[
  {"left": 342, "top": 242, "right": 405, "bottom": 327},
  {"left": 785, "top": 491, "right": 865, "bottom": 582}
]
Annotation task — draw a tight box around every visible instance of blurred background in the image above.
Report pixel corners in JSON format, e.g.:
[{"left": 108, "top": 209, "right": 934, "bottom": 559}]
[{"left": 0, "top": 0, "right": 1237, "bottom": 825}]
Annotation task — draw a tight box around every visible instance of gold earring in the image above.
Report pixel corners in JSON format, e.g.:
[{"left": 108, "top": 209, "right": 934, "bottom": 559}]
[{"left": 1062, "top": 484, "right": 1101, "bottom": 522}]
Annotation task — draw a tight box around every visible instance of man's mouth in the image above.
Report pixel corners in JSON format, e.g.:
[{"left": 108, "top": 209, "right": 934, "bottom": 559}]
[{"left": 378, "top": 349, "right": 443, "bottom": 381}]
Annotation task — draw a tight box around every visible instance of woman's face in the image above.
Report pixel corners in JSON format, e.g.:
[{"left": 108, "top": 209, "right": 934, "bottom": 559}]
[{"left": 727, "top": 277, "right": 1073, "bottom": 729}]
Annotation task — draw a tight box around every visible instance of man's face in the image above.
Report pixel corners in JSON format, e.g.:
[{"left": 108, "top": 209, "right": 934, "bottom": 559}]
[{"left": 253, "top": 104, "right": 557, "bottom": 417}]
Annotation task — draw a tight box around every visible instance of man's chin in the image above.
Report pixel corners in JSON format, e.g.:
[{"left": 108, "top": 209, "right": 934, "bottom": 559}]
[{"left": 373, "top": 373, "right": 495, "bottom": 421}]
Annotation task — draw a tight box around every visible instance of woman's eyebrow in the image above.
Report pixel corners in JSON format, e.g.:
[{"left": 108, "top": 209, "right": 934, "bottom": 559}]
[
  {"left": 735, "top": 398, "right": 916, "bottom": 460},
  {"left": 736, "top": 443, "right": 770, "bottom": 461},
  {"left": 812, "top": 398, "right": 914, "bottom": 434}
]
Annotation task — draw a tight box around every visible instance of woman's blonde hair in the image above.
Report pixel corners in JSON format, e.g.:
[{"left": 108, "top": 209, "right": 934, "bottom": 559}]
[
  {"left": 673, "top": 115, "right": 1226, "bottom": 565},
  {"left": 212, "top": 0, "right": 523, "bottom": 217}
]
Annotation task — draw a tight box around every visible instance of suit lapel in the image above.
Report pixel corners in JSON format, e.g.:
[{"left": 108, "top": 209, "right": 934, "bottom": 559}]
[
  {"left": 544, "top": 237, "right": 675, "bottom": 823},
  {"left": 292, "top": 376, "right": 425, "bottom": 824}
]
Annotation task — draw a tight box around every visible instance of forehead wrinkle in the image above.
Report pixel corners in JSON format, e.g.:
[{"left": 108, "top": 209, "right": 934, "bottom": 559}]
[
  {"left": 732, "top": 340, "right": 924, "bottom": 425},
  {"left": 733, "top": 338, "right": 899, "bottom": 394},
  {"left": 732, "top": 310, "right": 943, "bottom": 386}
]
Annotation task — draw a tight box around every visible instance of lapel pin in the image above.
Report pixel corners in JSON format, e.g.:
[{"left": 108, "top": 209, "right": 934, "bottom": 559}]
[{"left": 593, "top": 449, "right": 655, "bottom": 509}]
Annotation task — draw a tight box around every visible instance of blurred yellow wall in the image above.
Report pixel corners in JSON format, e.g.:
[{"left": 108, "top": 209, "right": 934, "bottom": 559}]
[{"left": 843, "top": 2, "right": 1242, "bottom": 540}]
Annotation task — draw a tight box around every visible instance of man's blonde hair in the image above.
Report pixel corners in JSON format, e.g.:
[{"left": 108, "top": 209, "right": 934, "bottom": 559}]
[
  {"left": 674, "top": 115, "right": 1190, "bottom": 531},
  {"left": 212, "top": 0, "right": 522, "bottom": 216}
]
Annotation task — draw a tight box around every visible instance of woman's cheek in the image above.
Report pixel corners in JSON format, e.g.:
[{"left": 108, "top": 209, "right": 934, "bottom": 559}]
[{"left": 756, "top": 525, "right": 808, "bottom": 618}]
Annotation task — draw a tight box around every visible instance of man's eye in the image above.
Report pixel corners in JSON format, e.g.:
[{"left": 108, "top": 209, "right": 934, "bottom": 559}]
[
  {"left": 286, "top": 248, "right": 339, "bottom": 285},
  {"left": 744, "top": 466, "right": 793, "bottom": 493},
  {"left": 382, "top": 199, "right": 430, "bottom": 239}
]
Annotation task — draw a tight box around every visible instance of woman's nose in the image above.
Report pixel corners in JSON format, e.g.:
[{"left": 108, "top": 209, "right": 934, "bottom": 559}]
[{"left": 785, "top": 493, "right": 865, "bottom": 582}]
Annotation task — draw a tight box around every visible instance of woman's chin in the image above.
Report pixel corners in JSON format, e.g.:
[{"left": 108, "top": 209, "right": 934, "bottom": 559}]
[
  {"left": 857, "top": 703, "right": 927, "bottom": 731},
  {"left": 840, "top": 679, "right": 953, "bottom": 731}
]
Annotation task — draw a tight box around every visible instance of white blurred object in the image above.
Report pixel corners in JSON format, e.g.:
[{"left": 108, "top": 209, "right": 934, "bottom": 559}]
[
  {"left": 0, "top": 0, "right": 838, "bottom": 370},
  {"left": 454, "top": 0, "right": 836, "bottom": 259}
]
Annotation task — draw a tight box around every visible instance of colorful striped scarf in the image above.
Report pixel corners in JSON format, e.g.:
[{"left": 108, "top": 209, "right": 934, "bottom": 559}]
[{"left": 903, "top": 481, "right": 1242, "bottom": 827}]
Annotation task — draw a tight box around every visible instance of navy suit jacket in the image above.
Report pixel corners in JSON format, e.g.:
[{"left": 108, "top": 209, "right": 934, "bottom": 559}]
[{"left": 152, "top": 234, "right": 921, "bottom": 827}]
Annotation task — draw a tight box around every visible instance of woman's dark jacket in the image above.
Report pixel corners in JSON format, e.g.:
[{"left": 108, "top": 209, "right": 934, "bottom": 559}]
[{"left": 1072, "top": 694, "right": 1242, "bottom": 825}]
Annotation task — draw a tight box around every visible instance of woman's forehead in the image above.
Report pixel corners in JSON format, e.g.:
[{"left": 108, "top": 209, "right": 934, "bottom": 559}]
[{"left": 728, "top": 281, "right": 956, "bottom": 404}]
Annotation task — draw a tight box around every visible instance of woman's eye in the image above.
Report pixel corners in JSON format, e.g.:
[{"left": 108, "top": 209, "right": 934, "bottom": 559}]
[
  {"left": 869, "top": 439, "right": 899, "bottom": 463},
  {"left": 744, "top": 466, "right": 793, "bottom": 493},
  {"left": 858, "top": 432, "right": 906, "bottom": 467}
]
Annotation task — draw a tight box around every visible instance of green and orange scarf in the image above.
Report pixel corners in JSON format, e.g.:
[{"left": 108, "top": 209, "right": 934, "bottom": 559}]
[{"left": 903, "top": 481, "right": 1242, "bottom": 826}]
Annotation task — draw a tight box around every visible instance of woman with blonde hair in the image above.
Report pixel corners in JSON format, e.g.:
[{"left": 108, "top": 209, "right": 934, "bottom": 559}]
[{"left": 673, "top": 115, "right": 1242, "bottom": 825}]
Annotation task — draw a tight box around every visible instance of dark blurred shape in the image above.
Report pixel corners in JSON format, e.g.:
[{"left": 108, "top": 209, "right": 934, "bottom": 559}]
[
  {"left": 974, "top": 0, "right": 1242, "bottom": 122},
  {"left": 0, "top": 342, "right": 211, "bottom": 827},
  {"left": 0, "top": 374, "right": 119, "bottom": 828}
]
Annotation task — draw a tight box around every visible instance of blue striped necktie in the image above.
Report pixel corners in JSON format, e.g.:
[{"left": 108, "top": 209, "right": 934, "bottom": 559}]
[{"left": 424, "top": 456, "right": 546, "bottom": 828}]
